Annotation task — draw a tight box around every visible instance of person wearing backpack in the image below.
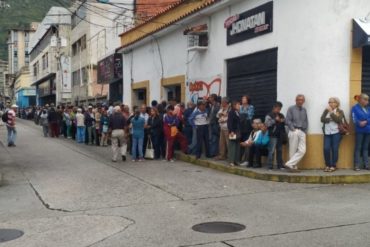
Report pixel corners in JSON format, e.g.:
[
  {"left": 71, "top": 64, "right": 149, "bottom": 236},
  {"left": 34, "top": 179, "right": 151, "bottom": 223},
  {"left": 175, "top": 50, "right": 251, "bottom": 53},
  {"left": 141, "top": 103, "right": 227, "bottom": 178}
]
[{"left": 6, "top": 104, "right": 18, "bottom": 147}]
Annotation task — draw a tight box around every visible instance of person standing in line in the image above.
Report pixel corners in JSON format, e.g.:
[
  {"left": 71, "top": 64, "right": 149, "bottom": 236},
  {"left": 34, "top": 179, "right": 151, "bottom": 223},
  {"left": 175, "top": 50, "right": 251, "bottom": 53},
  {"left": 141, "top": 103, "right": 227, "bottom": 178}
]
[
  {"left": 227, "top": 100, "right": 241, "bottom": 166},
  {"left": 131, "top": 109, "right": 145, "bottom": 162},
  {"left": 208, "top": 94, "right": 221, "bottom": 158},
  {"left": 95, "top": 107, "right": 102, "bottom": 146},
  {"left": 39, "top": 107, "right": 49, "bottom": 137},
  {"left": 352, "top": 93, "right": 370, "bottom": 171},
  {"left": 147, "top": 107, "right": 163, "bottom": 160},
  {"left": 84, "top": 106, "right": 96, "bottom": 145},
  {"left": 63, "top": 108, "right": 72, "bottom": 139},
  {"left": 109, "top": 106, "right": 128, "bottom": 162},
  {"left": 265, "top": 102, "right": 286, "bottom": 170},
  {"left": 140, "top": 104, "right": 150, "bottom": 155},
  {"left": 70, "top": 107, "right": 77, "bottom": 140},
  {"left": 285, "top": 94, "right": 308, "bottom": 172},
  {"left": 321, "top": 97, "right": 345, "bottom": 172},
  {"left": 189, "top": 101, "right": 210, "bottom": 159},
  {"left": 47, "top": 106, "right": 59, "bottom": 138},
  {"left": 163, "top": 105, "right": 188, "bottom": 162},
  {"left": 215, "top": 97, "right": 230, "bottom": 160},
  {"left": 100, "top": 107, "right": 109, "bottom": 147},
  {"left": 239, "top": 95, "right": 255, "bottom": 161},
  {"left": 6, "top": 104, "right": 18, "bottom": 147},
  {"left": 76, "top": 108, "right": 85, "bottom": 143},
  {"left": 183, "top": 101, "right": 195, "bottom": 147}
]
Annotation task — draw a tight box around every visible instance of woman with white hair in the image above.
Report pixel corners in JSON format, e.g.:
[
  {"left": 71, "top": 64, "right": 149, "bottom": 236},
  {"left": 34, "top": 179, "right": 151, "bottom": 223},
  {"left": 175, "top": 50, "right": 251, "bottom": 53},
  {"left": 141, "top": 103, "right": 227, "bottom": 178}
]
[
  {"left": 320, "top": 97, "right": 345, "bottom": 172},
  {"left": 75, "top": 108, "right": 85, "bottom": 143}
]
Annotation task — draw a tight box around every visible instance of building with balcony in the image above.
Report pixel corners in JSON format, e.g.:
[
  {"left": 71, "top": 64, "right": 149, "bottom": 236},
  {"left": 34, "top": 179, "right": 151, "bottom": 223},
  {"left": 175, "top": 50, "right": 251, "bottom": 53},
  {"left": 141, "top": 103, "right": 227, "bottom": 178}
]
[
  {"left": 70, "top": 0, "right": 134, "bottom": 105},
  {"left": 29, "top": 7, "right": 71, "bottom": 106}
]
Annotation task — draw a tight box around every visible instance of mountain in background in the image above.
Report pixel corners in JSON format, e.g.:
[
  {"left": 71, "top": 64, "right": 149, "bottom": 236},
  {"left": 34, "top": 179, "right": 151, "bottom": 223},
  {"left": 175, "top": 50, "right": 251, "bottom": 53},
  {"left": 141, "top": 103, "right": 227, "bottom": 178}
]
[{"left": 0, "top": 0, "right": 72, "bottom": 60}]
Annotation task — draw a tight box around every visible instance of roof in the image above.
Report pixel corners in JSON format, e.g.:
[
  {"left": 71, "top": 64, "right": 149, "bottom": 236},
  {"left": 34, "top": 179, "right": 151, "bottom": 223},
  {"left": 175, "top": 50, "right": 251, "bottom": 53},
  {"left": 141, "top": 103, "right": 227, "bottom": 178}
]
[
  {"left": 29, "top": 7, "right": 71, "bottom": 54},
  {"left": 117, "top": 0, "right": 220, "bottom": 50}
]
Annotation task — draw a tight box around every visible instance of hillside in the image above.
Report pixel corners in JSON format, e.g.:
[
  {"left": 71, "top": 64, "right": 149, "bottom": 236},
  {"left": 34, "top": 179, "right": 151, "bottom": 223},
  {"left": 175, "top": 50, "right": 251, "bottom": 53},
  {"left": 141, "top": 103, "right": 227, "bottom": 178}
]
[{"left": 0, "top": 0, "right": 72, "bottom": 60}]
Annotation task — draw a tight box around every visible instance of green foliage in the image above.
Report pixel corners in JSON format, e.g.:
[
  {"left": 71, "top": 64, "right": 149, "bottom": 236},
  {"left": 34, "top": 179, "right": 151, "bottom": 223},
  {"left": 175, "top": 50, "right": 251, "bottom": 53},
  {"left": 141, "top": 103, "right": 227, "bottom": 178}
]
[{"left": 0, "top": 0, "right": 71, "bottom": 60}]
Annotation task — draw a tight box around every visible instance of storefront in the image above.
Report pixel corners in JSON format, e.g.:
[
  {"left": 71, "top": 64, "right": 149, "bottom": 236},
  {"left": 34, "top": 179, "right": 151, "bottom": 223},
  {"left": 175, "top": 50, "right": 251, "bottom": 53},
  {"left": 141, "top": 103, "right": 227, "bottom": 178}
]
[
  {"left": 33, "top": 74, "right": 56, "bottom": 106},
  {"left": 118, "top": 0, "right": 370, "bottom": 169},
  {"left": 16, "top": 88, "right": 36, "bottom": 108},
  {"left": 97, "top": 53, "right": 123, "bottom": 103}
]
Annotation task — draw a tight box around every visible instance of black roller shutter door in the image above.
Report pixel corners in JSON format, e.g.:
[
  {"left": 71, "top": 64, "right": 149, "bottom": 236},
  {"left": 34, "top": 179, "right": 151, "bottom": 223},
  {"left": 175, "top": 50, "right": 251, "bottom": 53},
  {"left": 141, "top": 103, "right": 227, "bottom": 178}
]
[
  {"left": 227, "top": 48, "right": 277, "bottom": 120},
  {"left": 362, "top": 46, "right": 370, "bottom": 95}
]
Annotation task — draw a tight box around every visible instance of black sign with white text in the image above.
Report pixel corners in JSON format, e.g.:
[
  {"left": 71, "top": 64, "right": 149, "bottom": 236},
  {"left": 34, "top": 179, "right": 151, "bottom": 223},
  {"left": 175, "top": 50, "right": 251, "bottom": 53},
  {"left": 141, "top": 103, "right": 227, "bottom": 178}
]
[{"left": 226, "top": 1, "right": 273, "bottom": 46}]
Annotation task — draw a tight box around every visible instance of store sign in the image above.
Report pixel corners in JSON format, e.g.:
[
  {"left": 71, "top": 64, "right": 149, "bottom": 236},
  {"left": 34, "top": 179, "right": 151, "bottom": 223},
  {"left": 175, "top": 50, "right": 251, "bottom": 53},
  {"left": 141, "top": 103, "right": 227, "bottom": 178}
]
[
  {"left": 23, "top": 89, "right": 36, "bottom": 96},
  {"left": 226, "top": 1, "right": 273, "bottom": 45},
  {"left": 97, "top": 53, "right": 123, "bottom": 84},
  {"left": 61, "top": 55, "right": 71, "bottom": 93}
]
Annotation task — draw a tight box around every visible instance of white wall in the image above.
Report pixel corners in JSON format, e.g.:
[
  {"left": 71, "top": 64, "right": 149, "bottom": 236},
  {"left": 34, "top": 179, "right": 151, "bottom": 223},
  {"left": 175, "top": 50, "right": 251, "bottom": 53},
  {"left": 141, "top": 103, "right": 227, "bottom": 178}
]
[{"left": 123, "top": 0, "right": 370, "bottom": 133}]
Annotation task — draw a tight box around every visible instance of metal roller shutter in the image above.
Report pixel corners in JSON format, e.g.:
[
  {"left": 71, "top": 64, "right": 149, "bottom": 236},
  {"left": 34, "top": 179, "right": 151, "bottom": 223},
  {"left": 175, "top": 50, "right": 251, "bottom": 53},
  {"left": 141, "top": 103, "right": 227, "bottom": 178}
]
[
  {"left": 362, "top": 46, "right": 370, "bottom": 95},
  {"left": 227, "top": 48, "right": 277, "bottom": 120}
]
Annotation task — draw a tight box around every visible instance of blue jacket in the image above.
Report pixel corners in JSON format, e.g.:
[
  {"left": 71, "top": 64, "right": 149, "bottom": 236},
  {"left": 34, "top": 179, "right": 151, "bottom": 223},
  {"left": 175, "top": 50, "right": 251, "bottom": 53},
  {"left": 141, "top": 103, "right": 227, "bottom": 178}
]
[
  {"left": 254, "top": 130, "right": 270, "bottom": 146},
  {"left": 131, "top": 116, "right": 145, "bottom": 139},
  {"left": 352, "top": 104, "right": 370, "bottom": 133}
]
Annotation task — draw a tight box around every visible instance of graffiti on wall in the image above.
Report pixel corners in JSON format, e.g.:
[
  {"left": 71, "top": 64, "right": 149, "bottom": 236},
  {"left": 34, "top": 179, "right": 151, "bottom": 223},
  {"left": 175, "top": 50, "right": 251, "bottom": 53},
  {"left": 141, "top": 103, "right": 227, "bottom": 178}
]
[{"left": 188, "top": 77, "right": 222, "bottom": 103}]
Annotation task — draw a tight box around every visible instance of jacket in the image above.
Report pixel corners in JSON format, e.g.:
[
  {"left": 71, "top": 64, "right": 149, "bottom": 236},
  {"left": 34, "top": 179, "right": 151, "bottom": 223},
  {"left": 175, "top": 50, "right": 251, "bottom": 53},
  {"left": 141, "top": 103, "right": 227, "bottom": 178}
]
[
  {"left": 352, "top": 104, "right": 370, "bottom": 133},
  {"left": 265, "top": 112, "right": 286, "bottom": 138},
  {"left": 320, "top": 108, "right": 344, "bottom": 134},
  {"left": 254, "top": 130, "right": 270, "bottom": 146},
  {"left": 227, "top": 109, "right": 240, "bottom": 133}
]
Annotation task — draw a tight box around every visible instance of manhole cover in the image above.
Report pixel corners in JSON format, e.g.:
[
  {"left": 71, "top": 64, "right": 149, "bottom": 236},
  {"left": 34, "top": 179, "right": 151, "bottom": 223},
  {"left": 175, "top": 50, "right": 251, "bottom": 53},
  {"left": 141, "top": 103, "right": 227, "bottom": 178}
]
[
  {"left": 0, "top": 229, "right": 24, "bottom": 243},
  {"left": 192, "top": 222, "right": 246, "bottom": 234}
]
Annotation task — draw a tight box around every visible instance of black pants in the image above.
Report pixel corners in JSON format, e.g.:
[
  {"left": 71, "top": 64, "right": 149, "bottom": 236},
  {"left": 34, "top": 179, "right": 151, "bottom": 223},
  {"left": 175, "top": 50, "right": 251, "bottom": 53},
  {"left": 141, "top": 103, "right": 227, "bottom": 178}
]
[
  {"left": 195, "top": 125, "right": 210, "bottom": 158},
  {"left": 248, "top": 144, "right": 268, "bottom": 168},
  {"left": 151, "top": 134, "right": 161, "bottom": 159}
]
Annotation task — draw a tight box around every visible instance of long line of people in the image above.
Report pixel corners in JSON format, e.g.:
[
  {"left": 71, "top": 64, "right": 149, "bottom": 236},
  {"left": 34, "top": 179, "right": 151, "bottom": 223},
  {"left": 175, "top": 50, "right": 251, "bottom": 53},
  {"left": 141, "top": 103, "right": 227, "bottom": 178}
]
[{"left": 33, "top": 92, "right": 370, "bottom": 172}]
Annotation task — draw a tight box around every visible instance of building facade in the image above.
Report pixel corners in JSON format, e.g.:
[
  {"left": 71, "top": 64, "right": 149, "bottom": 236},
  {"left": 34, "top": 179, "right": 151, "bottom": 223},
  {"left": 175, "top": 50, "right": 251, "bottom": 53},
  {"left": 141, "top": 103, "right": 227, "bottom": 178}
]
[
  {"left": 118, "top": 0, "right": 370, "bottom": 169},
  {"left": 29, "top": 7, "right": 72, "bottom": 106},
  {"left": 0, "top": 59, "right": 8, "bottom": 102},
  {"left": 70, "top": 0, "right": 134, "bottom": 105},
  {"left": 14, "top": 67, "right": 36, "bottom": 108}
]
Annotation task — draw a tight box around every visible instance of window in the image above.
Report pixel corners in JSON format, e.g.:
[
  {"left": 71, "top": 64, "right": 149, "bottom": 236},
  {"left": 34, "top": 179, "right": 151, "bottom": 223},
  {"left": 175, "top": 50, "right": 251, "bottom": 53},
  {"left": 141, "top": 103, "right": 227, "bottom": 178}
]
[
  {"left": 33, "top": 62, "right": 39, "bottom": 77},
  {"left": 42, "top": 53, "right": 48, "bottom": 70},
  {"left": 14, "top": 51, "right": 17, "bottom": 57},
  {"left": 13, "top": 31, "right": 18, "bottom": 42},
  {"left": 25, "top": 32, "right": 29, "bottom": 42},
  {"left": 72, "top": 6, "right": 87, "bottom": 29},
  {"left": 81, "top": 35, "right": 86, "bottom": 50}
]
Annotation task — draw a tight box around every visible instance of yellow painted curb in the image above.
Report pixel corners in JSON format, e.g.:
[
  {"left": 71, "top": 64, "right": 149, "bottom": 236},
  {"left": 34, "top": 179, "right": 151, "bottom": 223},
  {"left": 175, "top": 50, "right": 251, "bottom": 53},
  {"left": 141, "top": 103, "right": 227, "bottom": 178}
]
[{"left": 176, "top": 153, "right": 370, "bottom": 184}]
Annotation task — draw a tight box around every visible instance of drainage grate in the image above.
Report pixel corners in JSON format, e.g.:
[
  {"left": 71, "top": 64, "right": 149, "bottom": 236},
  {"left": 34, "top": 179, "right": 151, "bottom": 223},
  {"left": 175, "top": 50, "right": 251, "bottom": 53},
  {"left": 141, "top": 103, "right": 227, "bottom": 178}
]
[
  {"left": 192, "top": 222, "right": 246, "bottom": 234},
  {"left": 0, "top": 229, "right": 24, "bottom": 243}
]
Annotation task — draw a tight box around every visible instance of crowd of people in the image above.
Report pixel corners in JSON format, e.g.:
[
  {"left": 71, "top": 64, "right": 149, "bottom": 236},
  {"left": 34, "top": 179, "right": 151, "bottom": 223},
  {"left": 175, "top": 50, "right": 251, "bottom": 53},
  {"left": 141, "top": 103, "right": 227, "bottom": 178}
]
[{"left": 4, "top": 92, "right": 369, "bottom": 173}]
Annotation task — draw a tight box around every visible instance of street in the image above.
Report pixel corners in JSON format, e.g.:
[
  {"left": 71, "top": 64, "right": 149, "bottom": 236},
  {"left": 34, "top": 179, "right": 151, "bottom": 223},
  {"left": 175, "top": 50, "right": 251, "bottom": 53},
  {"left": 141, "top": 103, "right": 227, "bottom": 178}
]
[{"left": 1, "top": 120, "right": 370, "bottom": 247}]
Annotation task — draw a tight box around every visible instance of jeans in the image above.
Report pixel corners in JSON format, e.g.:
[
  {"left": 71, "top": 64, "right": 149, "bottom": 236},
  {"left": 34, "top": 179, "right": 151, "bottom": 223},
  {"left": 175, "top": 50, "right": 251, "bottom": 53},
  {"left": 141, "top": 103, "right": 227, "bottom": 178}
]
[
  {"left": 195, "top": 125, "right": 210, "bottom": 158},
  {"left": 249, "top": 144, "right": 268, "bottom": 168},
  {"left": 188, "top": 127, "right": 197, "bottom": 155},
  {"left": 42, "top": 125, "right": 49, "bottom": 137},
  {"left": 323, "top": 133, "right": 342, "bottom": 168},
  {"left": 267, "top": 137, "right": 283, "bottom": 169},
  {"left": 7, "top": 126, "right": 16, "bottom": 145},
  {"left": 209, "top": 123, "right": 220, "bottom": 157},
  {"left": 354, "top": 132, "right": 370, "bottom": 169},
  {"left": 132, "top": 137, "right": 144, "bottom": 160},
  {"left": 76, "top": 126, "right": 86, "bottom": 143}
]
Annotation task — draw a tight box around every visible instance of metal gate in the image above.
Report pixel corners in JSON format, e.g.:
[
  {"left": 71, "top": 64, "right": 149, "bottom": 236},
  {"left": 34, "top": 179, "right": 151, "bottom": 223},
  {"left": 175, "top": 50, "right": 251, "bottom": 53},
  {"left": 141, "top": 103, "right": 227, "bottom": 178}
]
[
  {"left": 227, "top": 48, "right": 277, "bottom": 120},
  {"left": 362, "top": 46, "right": 370, "bottom": 94}
]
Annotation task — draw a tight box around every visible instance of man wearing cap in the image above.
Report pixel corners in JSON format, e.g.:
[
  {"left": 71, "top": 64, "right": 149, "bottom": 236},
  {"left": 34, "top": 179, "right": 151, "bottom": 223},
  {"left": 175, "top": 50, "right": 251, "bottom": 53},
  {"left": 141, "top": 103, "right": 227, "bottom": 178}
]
[{"left": 7, "top": 104, "right": 18, "bottom": 147}]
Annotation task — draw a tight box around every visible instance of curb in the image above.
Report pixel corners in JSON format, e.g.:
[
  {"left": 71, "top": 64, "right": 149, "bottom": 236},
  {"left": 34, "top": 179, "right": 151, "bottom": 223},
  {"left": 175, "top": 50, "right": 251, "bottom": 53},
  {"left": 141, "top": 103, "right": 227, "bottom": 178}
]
[{"left": 176, "top": 152, "right": 370, "bottom": 184}]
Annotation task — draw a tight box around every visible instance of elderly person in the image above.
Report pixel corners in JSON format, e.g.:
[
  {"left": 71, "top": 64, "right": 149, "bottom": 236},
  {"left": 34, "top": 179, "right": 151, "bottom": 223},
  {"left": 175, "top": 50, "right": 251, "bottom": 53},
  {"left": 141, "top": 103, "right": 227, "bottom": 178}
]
[
  {"left": 75, "top": 108, "right": 85, "bottom": 143},
  {"left": 285, "top": 94, "right": 308, "bottom": 172},
  {"left": 321, "top": 97, "right": 345, "bottom": 172},
  {"left": 6, "top": 104, "right": 18, "bottom": 147},
  {"left": 352, "top": 93, "right": 370, "bottom": 171},
  {"left": 109, "top": 106, "right": 128, "bottom": 162},
  {"left": 215, "top": 97, "right": 230, "bottom": 160},
  {"left": 227, "top": 100, "right": 241, "bottom": 166}
]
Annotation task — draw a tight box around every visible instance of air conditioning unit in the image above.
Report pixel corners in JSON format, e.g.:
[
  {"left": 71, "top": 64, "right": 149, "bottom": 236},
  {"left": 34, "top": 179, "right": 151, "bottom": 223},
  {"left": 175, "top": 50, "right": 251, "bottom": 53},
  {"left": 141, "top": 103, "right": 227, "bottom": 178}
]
[{"left": 185, "top": 24, "right": 208, "bottom": 52}]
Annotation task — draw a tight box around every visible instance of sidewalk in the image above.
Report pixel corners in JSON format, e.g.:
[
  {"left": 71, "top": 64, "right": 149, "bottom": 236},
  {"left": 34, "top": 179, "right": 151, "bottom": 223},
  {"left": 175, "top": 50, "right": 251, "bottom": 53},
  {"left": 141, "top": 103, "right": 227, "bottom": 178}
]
[{"left": 176, "top": 152, "right": 370, "bottom": 184}]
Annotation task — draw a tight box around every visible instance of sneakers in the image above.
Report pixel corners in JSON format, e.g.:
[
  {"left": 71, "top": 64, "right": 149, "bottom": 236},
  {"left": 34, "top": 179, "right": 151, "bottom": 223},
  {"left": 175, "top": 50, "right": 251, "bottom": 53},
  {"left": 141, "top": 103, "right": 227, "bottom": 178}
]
[
  {"left": 122, "top": 156, "right": 126, "bottom": 161},
  {"left": 240, "top": 161, "right": 249, "bottom": 167},
  {"left": 138, "top": 158, "right": 145, "bottom": 162}
]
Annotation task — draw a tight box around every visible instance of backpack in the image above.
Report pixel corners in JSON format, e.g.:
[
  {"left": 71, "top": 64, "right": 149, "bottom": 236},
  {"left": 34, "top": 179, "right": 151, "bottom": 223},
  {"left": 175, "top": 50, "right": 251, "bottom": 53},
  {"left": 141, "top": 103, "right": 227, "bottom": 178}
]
[{"left": 2, "top": 110, "right": 8, "bottom": 123}]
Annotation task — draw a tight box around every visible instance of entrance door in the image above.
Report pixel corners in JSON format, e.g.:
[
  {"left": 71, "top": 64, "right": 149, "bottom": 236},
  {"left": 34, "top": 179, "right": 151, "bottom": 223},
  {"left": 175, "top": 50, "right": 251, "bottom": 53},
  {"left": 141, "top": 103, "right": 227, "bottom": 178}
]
[
  {"left": 227, "top": 48, "right": 278, "bottom": 120},
  {"left": 132, "top": 88, "right": 147, "bottom": 107}
]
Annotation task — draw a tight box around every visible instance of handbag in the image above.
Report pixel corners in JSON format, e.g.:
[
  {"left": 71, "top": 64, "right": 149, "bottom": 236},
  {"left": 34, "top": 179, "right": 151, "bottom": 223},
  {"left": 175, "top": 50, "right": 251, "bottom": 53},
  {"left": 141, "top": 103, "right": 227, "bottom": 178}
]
[
  {"left": 338, "top": 114, "right": 350, "bottom": 135},
  {"left": 145, "top": 136, "right": 155, "bottom": 159},
  {"left": 170, "top": 126, "right": 178, "bottom": 137}
]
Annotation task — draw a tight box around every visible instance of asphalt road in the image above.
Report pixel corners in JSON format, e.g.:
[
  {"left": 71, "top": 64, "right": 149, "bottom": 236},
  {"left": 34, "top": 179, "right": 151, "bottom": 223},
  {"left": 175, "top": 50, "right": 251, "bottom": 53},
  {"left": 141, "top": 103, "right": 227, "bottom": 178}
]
[{"left": 0, "top": 120, "right": 370, "bottom": 247}]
